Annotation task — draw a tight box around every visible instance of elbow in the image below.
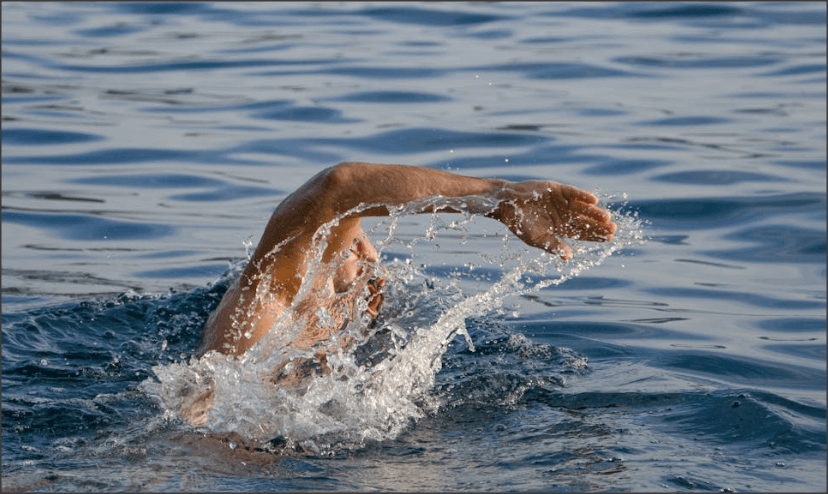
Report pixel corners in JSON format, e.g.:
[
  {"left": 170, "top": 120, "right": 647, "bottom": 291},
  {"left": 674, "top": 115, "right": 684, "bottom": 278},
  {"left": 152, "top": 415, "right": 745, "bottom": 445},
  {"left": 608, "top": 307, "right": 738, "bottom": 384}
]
[
  {"left": 306, "top": 162, "right": 364, "bottom": 217},
  {"left": 322, "top": 162, "right": 365, "bottom": 187},
  {"left": 299, "top": 163, "right": 354, "bottom": 204},
  {"left": 317, "top": 161, "right": 378, "bottom": 198},
  {"left": 318, "top": 162, "right": 393, "bottom": 217},
  {"left": 313, "top": 162, "right": 355, "bottom": 195}
]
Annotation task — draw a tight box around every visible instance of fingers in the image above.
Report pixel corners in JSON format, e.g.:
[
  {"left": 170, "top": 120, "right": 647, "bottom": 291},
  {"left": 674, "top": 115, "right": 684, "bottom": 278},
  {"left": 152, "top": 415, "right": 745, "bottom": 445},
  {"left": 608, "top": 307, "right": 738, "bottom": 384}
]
[
  {"left": 559, "top": 189, "right": 616, "bottom": 242},
  {"left": 366, "top": 277, "right": 384, "bottom": 318},
  {"left": 546, "top": 236, "right": 572, "bottom": 260},
  {"left": 353, "top": 235, "right": 378, "bottom": 263},
  {"left": 562, "top": 185, "right": 599, "bottom": 206},
  {"left": 549, "top": 192, "right": 616, "bottom": 253},
  {"left": 570, "top": 220, "right": 616, "bottom": 242},
  {"left": 527, "top": 226, "right": 572, "bottom": 260},
  {"left": 556, "top": 240, "right": 572, "bottom": 260},
  {"left": 568, "top": 197, "right": 607, "bottom": 219},
  {"left": 568, "top": 207, "right": 616, "bottom": 241}
]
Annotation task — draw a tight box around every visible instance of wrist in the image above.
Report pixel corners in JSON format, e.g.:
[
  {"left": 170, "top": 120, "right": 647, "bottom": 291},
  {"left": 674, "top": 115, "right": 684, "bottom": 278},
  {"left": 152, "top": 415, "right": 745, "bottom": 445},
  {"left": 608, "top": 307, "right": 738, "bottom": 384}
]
[{"left": 485, "top": 179, "right": 516, "bottom": 221}]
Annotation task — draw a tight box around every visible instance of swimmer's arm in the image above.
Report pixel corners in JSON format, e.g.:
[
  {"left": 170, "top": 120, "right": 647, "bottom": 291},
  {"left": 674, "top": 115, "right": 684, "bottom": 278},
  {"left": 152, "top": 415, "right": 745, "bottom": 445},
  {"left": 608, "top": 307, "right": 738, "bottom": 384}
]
[
  {"left": 248, "top": 160, "right": 616, "bottom": 314},
  {"left": 312, "top": 162, "right": 617, "bottom": 259},
  {"left": 200, "top": 162, "right": 616, "bottom": 356}
]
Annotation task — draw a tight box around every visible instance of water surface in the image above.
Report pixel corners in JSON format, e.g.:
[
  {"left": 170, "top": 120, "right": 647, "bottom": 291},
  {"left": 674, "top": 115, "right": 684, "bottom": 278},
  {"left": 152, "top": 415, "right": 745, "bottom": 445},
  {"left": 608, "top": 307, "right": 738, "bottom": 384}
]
[{"left": 2, "top": 2, "right": 825, "bottom": 492}]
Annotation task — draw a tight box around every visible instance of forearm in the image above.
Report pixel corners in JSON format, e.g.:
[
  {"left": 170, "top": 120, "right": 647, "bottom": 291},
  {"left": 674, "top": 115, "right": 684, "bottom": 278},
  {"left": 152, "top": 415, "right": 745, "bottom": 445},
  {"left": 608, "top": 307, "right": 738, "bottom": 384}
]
[
  {"left": 321, "top": 162, "right": 511, "bottom": 219},
  {"left": 250, "top": 161, "right": 610, "bottom": 284},
  {"left": 322, "top": 162, "right": 615, "bottom": 257}
]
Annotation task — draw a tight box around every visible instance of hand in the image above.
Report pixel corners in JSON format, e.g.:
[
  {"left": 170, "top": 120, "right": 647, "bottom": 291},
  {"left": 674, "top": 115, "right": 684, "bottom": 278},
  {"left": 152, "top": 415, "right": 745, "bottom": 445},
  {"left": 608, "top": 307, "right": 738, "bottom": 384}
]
[{"left": 495, "top": 181, "right": 617, "bottom": 260}]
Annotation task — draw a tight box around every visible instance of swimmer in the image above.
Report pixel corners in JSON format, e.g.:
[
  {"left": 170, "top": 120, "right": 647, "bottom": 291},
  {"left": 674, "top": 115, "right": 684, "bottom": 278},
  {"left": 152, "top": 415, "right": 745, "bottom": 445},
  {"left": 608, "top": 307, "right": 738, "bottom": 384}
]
[{"left": 184, "top": 162, "right": 616, "bottom": 425}]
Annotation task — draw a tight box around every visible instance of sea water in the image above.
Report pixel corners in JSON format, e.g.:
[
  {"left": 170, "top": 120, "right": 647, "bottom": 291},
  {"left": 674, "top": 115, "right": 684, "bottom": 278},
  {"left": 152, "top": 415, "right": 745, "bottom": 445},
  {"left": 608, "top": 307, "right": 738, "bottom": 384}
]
[{"left": 2, "top": 2, "right": 825, "bottom": 491}]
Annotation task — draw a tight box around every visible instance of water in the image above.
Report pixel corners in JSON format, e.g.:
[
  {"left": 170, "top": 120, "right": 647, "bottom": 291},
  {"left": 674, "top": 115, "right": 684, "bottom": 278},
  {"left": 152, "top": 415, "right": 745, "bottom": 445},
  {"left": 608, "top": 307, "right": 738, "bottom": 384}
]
[{"left": 2, "top": 2, "right": 825, "bottom": 491}]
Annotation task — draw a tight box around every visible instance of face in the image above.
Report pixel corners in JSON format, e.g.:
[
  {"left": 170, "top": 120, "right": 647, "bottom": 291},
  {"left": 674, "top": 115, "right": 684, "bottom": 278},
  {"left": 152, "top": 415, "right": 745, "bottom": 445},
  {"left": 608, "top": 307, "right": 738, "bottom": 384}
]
[
  {"left": 290, "top": 234, "right": 386, "bottom": 351},
  {"left": 267, "top": 233, "right": 387, "bottom": 384},
  {"left": 332, "top": 235, "right": 385, "bottom": 320}
]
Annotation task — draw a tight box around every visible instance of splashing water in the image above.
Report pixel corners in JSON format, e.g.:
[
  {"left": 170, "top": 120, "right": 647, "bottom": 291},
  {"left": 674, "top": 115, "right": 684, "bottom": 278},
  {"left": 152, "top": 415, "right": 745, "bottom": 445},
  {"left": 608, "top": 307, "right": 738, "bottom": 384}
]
[{"left": 141, "top": 193, "right": 646, "bottom": 453}]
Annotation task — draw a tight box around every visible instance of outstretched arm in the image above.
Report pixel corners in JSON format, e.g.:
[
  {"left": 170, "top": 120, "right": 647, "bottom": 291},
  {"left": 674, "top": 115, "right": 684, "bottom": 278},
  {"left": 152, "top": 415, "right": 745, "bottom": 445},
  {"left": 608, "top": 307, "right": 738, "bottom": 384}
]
[
  {"left": 317, "top": 162, "right": 614, "bottom": 255},
  {"left": 256, "top": 162, "right": 614, "bottom": 259},
  {"left": 198, "top": 162, "right": 616, "bottom": 356}
]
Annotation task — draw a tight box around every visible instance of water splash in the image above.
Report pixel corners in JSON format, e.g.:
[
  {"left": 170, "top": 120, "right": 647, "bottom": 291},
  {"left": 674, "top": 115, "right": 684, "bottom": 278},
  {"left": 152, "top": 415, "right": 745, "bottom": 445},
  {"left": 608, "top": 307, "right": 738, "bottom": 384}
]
[{"left": 141, "top": 193, "right": 646, "bottom": 452}]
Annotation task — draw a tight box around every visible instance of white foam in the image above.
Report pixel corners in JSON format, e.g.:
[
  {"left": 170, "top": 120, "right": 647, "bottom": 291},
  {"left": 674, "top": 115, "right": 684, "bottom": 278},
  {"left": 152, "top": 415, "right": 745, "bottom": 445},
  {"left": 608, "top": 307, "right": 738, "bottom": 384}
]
[{"left": 141, "top": 193, "right": 646, "bottom": 451}]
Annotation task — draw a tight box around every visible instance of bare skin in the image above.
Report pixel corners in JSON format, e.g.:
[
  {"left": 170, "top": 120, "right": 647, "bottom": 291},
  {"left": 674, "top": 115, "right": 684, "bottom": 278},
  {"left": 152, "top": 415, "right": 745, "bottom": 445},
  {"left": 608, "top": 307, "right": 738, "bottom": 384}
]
[{"left": 183, "top": 162, "right": 616, "bottom": 426}]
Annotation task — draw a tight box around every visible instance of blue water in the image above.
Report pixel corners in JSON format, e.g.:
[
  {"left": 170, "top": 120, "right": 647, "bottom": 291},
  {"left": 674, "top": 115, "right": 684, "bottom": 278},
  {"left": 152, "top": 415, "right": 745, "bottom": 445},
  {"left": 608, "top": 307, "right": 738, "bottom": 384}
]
[{"left": 2, "top": 2, "right": 825, "bottom": 491}]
